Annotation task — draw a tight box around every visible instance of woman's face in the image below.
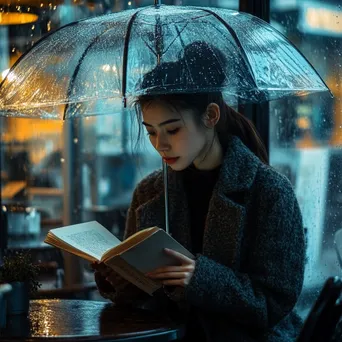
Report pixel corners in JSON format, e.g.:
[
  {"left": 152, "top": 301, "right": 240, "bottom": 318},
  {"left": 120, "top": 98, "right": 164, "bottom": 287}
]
[{"left": 141, "top": 101, "right": 211, "bottom": 171}]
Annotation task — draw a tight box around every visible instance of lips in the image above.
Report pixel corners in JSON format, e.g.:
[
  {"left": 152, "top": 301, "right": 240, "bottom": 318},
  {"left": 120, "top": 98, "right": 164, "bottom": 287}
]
[{"left": 163, "top": 157, "right": 179, "bottom": 165}]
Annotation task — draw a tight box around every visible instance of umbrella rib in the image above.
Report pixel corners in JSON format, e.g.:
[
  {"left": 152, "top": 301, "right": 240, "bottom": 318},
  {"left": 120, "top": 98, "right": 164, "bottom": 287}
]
[
  {"left": 139, "top": 22, "right": 189, "bottom": 58},
  {"left": 122, "top": 11, "right": 143, "bottom": 105},
  {"left": 63, "top": 11, "right": 144, "bottom": 119},
  {"left": 199, "top": 8, "right": 258, "bottom": 88},
  {"left": 62, "top": 22, "right": 128, "bottom": 120},
  {"left": 140, "top": 32, "right": 158, "bottom": 58},
  {"left": 163, "top": 22, "right": 189, "bottom": 55}
]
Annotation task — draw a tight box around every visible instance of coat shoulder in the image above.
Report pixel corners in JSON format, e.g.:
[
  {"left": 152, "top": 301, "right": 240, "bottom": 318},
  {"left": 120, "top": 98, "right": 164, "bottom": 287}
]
[
  {"left": 133, "top": 169, "right": 163, "bottom": 204},
  {"left": 253, "top": 163, "right": 296, "bottom": 202}
]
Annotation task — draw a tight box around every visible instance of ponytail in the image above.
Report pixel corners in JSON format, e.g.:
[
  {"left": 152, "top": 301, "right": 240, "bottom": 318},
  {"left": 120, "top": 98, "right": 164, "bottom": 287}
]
[{"left": 217, "top": 103, "right": 269, "bottom": 164}]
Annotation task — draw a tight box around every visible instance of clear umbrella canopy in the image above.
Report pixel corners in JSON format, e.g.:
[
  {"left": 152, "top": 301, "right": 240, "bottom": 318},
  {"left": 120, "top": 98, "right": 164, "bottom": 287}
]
[{"left": 0, "top": 5, "right": 330, "bottom": 119}]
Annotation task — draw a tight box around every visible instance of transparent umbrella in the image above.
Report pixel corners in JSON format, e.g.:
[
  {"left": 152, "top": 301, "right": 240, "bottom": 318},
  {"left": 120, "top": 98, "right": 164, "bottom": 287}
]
[
  {"left": 0, "top": 2, "right": 331, "bottom": 120},
  {"left": 0, "top": 1, "right": 332, "bottom": 233}
]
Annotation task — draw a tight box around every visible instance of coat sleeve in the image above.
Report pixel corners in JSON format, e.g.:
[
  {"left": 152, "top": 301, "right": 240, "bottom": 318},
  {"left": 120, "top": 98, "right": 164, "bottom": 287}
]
[
  {"left": 184, "top": 173, "right": 306, "bottom": 330},
  {"left": 123, "top": 187, "right": 140, "bottom": 240}
]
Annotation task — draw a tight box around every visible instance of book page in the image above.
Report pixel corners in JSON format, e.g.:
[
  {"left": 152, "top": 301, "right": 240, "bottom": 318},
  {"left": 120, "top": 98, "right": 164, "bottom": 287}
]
[
  {"left": 102, "top": 226, "right": 159, "bottom": 260},
  {"left": 47, "top": 221, "right": 121, "bottom": 261}
]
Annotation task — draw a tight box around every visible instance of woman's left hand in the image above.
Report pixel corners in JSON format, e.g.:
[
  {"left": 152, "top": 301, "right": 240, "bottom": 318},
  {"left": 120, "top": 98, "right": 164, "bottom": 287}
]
[{"left": 146, "top": 248, "right": 196, "bottom": 287}]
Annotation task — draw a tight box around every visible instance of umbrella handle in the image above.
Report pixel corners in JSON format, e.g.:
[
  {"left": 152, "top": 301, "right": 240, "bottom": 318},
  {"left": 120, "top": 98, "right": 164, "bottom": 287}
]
[
  {"left": 154, "top": 0, "right": 161, "bottom": 8},
  {"left": 163, "top": 160, "right": 170, "bottom": 235}
]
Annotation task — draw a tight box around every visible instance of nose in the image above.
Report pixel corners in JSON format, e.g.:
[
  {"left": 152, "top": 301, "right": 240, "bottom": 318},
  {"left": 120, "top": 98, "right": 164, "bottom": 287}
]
[{"left": 155, "top": 134, "right": 170, "bottom": 153}]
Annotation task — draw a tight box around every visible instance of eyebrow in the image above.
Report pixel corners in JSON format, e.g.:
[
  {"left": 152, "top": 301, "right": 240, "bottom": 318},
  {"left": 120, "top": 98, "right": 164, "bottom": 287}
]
[{"left": 142, "top": 119, "right": 181, "bottom": 127}]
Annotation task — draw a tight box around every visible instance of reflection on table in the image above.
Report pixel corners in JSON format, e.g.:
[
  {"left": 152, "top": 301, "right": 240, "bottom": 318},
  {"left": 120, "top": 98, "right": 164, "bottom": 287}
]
[{"left": 0, "top": 299, "right": 185, "bottom": 341}]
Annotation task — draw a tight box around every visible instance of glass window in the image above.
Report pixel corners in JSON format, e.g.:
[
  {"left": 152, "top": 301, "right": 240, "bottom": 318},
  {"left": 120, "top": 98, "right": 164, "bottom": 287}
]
[
  {"left": 0, "top": 2, "right": 116, "bottom": 248},
  {"left": 270, "top": 0, "right": 342, "bottom": 318}
]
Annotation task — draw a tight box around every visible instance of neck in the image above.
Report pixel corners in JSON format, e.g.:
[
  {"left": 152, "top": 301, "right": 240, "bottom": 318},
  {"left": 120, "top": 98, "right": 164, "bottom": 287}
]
[{"left": 193, "top": 135, "right": 223, "bottom": 170}]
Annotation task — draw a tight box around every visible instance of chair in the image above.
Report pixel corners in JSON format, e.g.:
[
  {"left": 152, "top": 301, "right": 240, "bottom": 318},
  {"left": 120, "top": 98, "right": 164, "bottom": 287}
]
[
  {"left": 334, "top": 229, "right": 342, "bottom": 268},
  {"left": 296, "top": 277, "right": 342, "bottom": 342}
]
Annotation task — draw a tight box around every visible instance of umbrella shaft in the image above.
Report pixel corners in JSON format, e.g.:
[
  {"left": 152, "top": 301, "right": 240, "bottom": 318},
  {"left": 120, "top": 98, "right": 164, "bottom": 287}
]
[{"left": 163, "top": 161, "right": 169, "bottom": 235}]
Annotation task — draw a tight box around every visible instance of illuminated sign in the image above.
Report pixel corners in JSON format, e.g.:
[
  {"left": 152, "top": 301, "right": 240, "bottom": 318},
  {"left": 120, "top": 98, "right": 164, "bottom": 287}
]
[{"left": 299, "top": 1, "right": 342, "bottom": 37}]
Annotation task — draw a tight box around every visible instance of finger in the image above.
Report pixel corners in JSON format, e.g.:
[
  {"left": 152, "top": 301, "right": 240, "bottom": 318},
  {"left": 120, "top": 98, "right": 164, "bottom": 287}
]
[
  {"left": 99, "top": 262, "right": 110, "bottom": 269},
  {"left": 101, "top": 270, "right": 112, "bottom": 278},
  {"left": 97, "top": 267, "right": 111, "bottom": 277},
  {"left": 91, "top": 261, "right": 105, "bottom": 269},
  {"left": 147, "top": 265, "right": 193, "bottom": 275},
  {"left": 94, "top": 262, "right": 107, "bottom": 271},
  {"left": 106, "top": 272, "right": 128, "bottom": 286},
  {"left": 164, "top": 248, "right": 194, "bottom": 262},
  {"left": 106, "top": 274, "right": 113, "bottom": 281},
  {"left": 147, "top": 271, "right": 188, "bottom": 279},
  {"left": 91, "top": 262, "right": 99, "bottom": 270},
  {"left": 106, "top": 274, "right": 118, "bottom": 286}
]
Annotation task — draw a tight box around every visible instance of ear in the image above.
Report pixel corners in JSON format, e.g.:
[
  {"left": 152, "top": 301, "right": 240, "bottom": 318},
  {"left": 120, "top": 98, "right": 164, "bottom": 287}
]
[{"left": 204, "top": 103, "right": 220, "bottom": 128}]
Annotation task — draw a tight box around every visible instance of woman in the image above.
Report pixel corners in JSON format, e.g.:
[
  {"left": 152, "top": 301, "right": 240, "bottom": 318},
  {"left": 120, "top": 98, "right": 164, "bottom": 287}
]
[{"left": 93, "top": 41, "right": 306, "bottom": 342}]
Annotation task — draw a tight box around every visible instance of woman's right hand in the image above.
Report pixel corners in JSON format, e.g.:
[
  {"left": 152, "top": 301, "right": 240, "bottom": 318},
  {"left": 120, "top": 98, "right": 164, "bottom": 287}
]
[
  {"left": 91, "top": 261, "right": 112, "bottom": 277},
  {"left": 91, "top": 261, "right": 153, "bottom": 306},
  {"left": 91, "top": 261, "right": 128, "bottom": 289},
  {"left": 91, "top": 261, "right": 116, "bottom": 294}
]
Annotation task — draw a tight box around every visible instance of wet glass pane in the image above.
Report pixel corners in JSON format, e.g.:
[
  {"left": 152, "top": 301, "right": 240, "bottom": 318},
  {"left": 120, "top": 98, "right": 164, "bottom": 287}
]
[
  {"left": 0, "top": 1, "right": 111, "bottom": 249},
  {"left": 269, "top": 0, "right": 342, "bottom": 319}
]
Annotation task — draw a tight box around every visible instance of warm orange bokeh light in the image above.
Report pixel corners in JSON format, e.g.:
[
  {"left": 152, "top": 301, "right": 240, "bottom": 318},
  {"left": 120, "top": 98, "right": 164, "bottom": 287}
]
[{"left": 0, "top": 12, "right": 38, "bottom": 25}]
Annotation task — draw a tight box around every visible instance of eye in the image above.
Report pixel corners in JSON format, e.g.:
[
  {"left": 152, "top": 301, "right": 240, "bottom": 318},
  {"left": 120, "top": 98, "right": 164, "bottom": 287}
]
[
  {"left": 146, "top": 131, "right": 156, "bottom": 136},
  {"left": 167, "top": 128, "right": 180, "bottom": 135}
]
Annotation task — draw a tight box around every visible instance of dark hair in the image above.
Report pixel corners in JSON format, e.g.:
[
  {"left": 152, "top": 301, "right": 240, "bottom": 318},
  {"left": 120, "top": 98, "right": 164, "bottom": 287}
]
[{"left": 134, "top": 41, "right": 268, "bottom": 164}]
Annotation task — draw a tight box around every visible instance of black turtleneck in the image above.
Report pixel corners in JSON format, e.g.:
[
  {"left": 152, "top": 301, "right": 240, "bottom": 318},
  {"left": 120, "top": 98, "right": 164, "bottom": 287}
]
[
  {"left": 180, "top": 164, "right": 221, "bottom": 342},
  {"left": 182, "top": 164, "right": 221, "bottom": 254}
]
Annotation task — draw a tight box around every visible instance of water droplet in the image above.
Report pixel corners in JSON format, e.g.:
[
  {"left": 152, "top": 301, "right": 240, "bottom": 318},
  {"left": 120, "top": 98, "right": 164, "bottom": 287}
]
[{"left": 73, "top": 138, "right": 78, "bottom": 144}]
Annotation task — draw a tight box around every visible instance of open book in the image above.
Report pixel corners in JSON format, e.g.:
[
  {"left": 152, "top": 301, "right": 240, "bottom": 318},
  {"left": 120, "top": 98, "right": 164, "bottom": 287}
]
[{"left": 44, "top": 221, "right": 194, "bottom": 295}]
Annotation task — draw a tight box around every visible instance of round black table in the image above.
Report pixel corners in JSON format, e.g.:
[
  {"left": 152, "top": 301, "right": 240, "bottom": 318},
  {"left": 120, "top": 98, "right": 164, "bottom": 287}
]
[{"left": 0, "top": 299, "right": 185, "bottom": 341}]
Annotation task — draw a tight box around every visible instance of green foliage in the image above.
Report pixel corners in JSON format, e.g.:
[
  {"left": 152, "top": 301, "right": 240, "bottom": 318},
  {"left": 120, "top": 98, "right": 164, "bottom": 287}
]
[{"left": 0, "top": 251, "right": 41, "bottom": 295}]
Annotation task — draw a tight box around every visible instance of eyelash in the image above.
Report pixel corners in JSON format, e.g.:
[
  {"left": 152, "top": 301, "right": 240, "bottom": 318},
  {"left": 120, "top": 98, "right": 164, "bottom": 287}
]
[
  {"left": 168, "top": 128, "right": 180, "bottom": 135},
  {"left": 147, "top": 128, "right": 180, "bottom": 136}
]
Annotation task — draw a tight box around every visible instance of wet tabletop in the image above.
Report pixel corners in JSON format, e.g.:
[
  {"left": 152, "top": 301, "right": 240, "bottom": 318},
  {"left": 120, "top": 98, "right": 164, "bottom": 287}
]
[{"left": 0, "top": 299, "right": 184, "bottom": 341}]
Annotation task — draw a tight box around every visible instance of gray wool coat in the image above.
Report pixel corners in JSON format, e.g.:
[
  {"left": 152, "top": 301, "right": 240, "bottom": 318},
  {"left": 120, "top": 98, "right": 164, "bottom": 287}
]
[{"left": 97, "top": 135, "right": 306, "bottom": 342}]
